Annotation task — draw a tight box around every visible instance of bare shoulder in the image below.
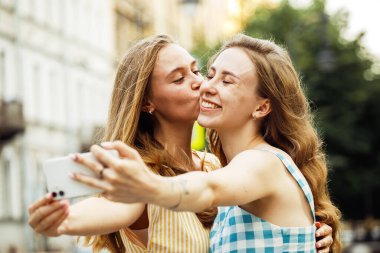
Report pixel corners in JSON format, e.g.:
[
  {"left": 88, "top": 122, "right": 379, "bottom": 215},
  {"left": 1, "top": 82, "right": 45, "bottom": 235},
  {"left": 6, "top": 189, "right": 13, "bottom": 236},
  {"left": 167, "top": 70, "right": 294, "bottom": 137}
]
[{"left": 229, "top": 149, "right": 285, "bottom": 176}]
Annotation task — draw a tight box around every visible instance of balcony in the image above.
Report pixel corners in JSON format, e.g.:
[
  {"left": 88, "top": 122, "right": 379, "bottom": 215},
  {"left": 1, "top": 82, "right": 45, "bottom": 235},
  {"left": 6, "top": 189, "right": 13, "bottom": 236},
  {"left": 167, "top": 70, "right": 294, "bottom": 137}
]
[{"left": 0, "top": 99, "right": 25, "bottom": 143}]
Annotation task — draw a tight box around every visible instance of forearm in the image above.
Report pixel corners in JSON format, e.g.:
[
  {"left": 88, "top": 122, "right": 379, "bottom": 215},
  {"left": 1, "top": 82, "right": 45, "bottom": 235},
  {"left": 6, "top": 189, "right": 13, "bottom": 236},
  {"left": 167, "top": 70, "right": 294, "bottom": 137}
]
[
  {"left": 151, "top": 171, "right": 215, "bottom": 212},
  {"left": 64, "top": 197, "right": 144, "bottom": 236}
]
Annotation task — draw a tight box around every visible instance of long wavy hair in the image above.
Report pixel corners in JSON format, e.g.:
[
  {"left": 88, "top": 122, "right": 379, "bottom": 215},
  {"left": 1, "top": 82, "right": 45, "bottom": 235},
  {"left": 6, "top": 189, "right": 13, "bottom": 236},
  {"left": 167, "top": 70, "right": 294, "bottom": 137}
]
[
  {"left": 207, "top": 34, "right": 341, "bottom": 252},
  {"left": 83, "top": 35, "right": 217, "bottom": 252}
]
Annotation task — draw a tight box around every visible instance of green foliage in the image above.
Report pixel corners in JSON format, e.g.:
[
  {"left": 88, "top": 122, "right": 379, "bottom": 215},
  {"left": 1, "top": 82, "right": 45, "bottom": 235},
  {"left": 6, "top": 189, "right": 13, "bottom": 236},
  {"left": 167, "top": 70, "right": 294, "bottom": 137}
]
[{"left": 193, "top": 0, "right": 380, "bottom": 219}]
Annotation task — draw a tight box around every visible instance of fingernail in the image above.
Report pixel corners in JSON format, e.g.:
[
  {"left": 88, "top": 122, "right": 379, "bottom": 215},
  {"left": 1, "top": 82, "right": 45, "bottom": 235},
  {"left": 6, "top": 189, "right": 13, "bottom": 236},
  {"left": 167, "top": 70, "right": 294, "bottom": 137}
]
[
  {"left": 68, "top": 172, "right": 75, "bottom": 179},
  {"left": 316, "top": 232, "right": 320, "bottom": 237},
  {"left": 100, "top": 142, "right": 112, "bottom": 148},
  {"left": 60, "top": 199, "right": 69, "bottom": 206},
  {"left": 316, "top": 243, "right": 321, "bottom": 248},
  {"left": 69, "top": 153, "right": 78, "bottom": 161}
]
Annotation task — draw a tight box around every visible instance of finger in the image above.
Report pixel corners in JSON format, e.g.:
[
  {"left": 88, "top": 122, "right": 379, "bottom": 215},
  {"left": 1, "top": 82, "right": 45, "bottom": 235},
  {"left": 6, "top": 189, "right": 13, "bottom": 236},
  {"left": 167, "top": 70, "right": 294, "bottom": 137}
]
[
  {"left": 101, "top": 141, "right": 139, "bottom": 159},
  {"left": 56, "top": 212, "right": 70, "bottom": 235},
  {"left": 317, "top": 248, "right": 330, "bottom": 253},
  {"left": 71, "top": 153, "right": 104, "bottom": 175},
  {"left": 316, "top": 223, "right": 332, "bottom": 237},
  {"left": 316, "top": 235, "right": 333, "bottom": 249},
  {"left": 101, "top": 167, "right": 120, "bottom": 182},
  {"left": 70, "top": 172, "right": 113, "bottom": 192},
  {"left": 29, "top": 200, "right": 66, "bottom": 227},
  {"left": 28, "top": 193, "right": 53, "bottom": 214},
  {"left": 90, "top": 145, "right": 120, "bottom": 170},
  {"left": 34, "top": 201, "right": 69, "bottom": 232},
  {"left": 46, "top": 207, "right": 70, "bottom": 235}
]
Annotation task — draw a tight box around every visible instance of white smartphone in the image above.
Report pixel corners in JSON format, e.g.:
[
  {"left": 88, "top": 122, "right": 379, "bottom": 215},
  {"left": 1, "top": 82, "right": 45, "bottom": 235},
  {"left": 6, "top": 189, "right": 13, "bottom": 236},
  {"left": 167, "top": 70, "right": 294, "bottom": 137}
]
[{"left": 43, "top": 149, "right": 119, "bottom": 200}]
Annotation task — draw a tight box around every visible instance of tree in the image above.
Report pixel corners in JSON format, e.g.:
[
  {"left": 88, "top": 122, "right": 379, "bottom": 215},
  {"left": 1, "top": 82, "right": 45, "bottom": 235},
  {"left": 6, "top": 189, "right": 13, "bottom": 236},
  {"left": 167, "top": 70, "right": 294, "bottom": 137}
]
[{"left": 193, "top": 0, "right": 380, "bottom": 220}]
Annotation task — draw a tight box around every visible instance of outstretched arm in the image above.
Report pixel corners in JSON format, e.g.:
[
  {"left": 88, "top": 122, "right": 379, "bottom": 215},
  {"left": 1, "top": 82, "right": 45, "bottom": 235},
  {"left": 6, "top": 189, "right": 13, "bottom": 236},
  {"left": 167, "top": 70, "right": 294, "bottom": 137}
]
[
  {"left": 28, "top": 193, "right": 145, "bottom": 237},
  {"left": 71, "top": 141, "right": 277, "bottom": 212}
]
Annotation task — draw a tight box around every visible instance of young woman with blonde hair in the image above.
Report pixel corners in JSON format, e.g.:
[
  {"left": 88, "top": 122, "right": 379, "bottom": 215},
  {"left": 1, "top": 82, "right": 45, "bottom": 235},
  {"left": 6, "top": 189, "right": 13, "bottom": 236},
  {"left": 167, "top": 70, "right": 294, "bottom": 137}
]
[
  {"left": 72, "top": 34, "right": 341, "bottom": 252},
  {"left": 29, "top": 34, "right": 335, "bottom": 252}
]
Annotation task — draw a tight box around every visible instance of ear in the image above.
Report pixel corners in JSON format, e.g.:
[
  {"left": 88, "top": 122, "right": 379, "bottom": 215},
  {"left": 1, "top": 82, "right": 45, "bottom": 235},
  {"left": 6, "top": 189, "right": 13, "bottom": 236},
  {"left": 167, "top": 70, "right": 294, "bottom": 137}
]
[
  {"left": 142, "top": 100, "right": 155, "bottom": 114},
  {"left": 252, "top": 98, "right": 271, "bottom": 120}
]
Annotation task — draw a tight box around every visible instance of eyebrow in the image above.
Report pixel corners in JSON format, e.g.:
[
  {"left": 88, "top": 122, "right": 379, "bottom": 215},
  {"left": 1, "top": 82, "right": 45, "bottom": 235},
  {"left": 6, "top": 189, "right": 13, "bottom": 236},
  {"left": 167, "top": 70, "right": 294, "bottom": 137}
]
[
  {"left": 209, "top": 66, "right": 240, "bottom": 79},
  {"left": 167, "top": 60, "right": 197, "bottom": 77}
]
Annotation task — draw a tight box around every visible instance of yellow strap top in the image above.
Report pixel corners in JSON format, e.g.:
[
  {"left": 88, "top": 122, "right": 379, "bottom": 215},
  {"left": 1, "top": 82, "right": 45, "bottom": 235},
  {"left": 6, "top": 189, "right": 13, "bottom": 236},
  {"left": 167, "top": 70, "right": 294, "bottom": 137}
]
[{"left": 120, "top": 151, "right": 220, "bottom": 252}]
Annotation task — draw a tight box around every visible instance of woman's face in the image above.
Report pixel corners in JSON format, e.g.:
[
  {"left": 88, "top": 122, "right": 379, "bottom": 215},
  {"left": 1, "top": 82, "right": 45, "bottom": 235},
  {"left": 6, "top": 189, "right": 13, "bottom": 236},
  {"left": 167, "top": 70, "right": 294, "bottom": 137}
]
[
  {"left": 198, "top": 47, "right": 264, "bottom": 130},
  {"left": 149, "top": 44, "right": 203, "bottom": 124}
]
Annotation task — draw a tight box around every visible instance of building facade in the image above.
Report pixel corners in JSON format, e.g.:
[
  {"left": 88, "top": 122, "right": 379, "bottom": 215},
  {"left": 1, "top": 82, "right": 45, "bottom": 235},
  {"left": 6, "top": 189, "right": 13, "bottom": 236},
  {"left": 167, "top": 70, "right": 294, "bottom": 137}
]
[
  {"left": 0, "top": 0, "right": 115, "bottom": 252},
  {"left": 114, "top": 0, "right": 245, "bottom": 59},
  {"left": 0, "top": 0, "right": 251, "bottom": 252}
]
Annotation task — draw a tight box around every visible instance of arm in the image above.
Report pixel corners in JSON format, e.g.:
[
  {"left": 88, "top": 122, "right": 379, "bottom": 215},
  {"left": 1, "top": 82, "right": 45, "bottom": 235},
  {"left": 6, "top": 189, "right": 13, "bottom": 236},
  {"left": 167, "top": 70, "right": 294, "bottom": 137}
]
[
  {"left": 28, "top": 193, "right": 145, "bottom": 237},
  {"left": 63, "top": 197, "right": 145, "bottom": 235},
  {"left": 71, "top": 143, "right": 278, "bottom": 213},
  {"left": 153, "top": 150, "right": 279, "bottom": 212}
]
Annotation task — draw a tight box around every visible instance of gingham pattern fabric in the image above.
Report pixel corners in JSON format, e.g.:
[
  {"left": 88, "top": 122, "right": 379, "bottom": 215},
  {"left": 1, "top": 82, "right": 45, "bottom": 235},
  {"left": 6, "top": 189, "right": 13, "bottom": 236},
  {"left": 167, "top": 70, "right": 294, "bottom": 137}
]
[{"left": 209, "top": 149, "right": 316, "bottom": 253}]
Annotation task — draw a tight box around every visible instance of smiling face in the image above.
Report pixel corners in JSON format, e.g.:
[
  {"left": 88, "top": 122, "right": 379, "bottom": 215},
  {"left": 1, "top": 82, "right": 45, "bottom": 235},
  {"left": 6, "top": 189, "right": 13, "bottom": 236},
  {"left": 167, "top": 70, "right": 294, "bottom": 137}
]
[
  {"left": 198, "top": 47, "right": 267, "bottom": 130},
  {"left": 149, "top": 43, "right": 203, "bottom": 124}
]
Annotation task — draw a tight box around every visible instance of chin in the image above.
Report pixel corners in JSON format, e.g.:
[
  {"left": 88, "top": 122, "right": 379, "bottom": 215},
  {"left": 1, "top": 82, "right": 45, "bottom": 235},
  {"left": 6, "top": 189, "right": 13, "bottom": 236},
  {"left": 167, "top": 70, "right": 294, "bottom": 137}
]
[{"left": 197, "top": 115, "right": 216, "bottom": 129}]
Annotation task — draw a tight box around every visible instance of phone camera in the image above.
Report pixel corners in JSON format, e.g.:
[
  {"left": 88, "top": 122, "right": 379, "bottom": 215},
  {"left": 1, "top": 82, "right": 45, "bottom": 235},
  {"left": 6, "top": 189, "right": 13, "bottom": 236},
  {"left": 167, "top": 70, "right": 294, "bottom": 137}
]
[
  {"left": 59, "top": 190, "right": 65, "bottom": 197},
  {"left": 52, "top": 191, "right": 57, "bottom": 198}
]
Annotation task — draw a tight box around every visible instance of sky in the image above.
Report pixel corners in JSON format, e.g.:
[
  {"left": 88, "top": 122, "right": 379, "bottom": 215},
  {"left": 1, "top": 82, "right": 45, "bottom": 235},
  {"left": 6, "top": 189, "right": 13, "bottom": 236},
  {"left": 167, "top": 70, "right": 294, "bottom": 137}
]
[{"left": 288, "top": 0, "right": 380, "bottom": 59}]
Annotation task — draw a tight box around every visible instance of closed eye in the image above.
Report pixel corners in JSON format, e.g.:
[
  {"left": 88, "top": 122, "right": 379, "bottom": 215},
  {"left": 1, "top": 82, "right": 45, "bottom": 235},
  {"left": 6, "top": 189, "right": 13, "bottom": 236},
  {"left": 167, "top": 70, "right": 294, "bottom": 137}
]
[
  {"left": 174, "top": 77, "right": 184, "bottom": 83},
  {"left": 193, "top": 70, "right": 201, "bottom": 75}
]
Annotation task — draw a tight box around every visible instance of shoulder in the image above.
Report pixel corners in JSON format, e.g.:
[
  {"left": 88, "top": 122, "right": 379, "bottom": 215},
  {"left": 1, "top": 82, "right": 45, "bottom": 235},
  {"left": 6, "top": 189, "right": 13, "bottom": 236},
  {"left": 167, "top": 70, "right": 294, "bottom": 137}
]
[{"left": 228, "top": 149, "right": 285, "bottom": 176}]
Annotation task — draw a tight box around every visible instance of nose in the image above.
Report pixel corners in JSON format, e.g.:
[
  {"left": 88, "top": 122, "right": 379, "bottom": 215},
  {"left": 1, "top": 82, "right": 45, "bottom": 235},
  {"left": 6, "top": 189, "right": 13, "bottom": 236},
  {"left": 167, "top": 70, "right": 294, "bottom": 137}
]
[
  {"left": 191, "top": 73, "right": 204, "bottom": 90},
  {"left": 200, "top": 79, "right": 217, "bottom": 96}
]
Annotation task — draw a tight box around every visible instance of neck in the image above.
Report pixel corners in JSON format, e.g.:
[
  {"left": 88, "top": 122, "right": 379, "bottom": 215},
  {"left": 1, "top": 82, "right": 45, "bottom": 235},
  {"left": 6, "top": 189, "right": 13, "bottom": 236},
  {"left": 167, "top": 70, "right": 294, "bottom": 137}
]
[
  {"left": 217, "top": 121, "right": 266, "bottom": 163},
  {"left": 154, "top": 120, "right": 194, "bottom": 160}
]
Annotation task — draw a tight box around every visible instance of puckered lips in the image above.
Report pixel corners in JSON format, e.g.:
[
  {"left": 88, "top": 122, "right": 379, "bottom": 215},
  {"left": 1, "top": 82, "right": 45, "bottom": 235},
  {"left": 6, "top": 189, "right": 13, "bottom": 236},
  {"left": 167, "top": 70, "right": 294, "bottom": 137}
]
[{"left": 200, "top": 98, "right": 222, "bottom": 112}]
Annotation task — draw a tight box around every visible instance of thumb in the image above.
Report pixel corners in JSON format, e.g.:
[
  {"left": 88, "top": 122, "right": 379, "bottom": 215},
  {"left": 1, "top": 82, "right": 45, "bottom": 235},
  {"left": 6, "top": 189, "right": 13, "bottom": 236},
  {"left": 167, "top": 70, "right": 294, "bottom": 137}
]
[{"left": 101, "top": 141, "right": 140, "bottom": 159}]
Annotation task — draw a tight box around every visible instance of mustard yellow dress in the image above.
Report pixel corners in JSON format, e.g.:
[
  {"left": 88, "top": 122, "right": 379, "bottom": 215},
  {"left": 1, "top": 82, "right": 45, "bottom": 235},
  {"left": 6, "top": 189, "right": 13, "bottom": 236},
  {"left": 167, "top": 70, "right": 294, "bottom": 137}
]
[{"left": 120, "top": 151, "right": 220, "bottom": 253}]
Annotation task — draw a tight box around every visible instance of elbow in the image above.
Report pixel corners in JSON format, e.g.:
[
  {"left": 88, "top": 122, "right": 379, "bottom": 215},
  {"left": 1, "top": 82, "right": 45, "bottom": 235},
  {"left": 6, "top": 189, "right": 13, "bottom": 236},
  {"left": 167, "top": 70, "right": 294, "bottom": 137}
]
[{"left": 199, "top": 184, "right": 217, "bottom": 212}]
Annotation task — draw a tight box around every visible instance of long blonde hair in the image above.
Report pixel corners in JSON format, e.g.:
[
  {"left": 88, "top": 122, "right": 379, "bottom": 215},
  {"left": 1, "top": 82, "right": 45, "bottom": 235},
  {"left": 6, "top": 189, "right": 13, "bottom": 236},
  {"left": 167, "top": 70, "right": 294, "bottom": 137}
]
[
  {"left": 84, "top": 35, "right": 217, "bottom": 252},
  {"left": 208, "top": 34, "right": 341, "bottom": 252}
]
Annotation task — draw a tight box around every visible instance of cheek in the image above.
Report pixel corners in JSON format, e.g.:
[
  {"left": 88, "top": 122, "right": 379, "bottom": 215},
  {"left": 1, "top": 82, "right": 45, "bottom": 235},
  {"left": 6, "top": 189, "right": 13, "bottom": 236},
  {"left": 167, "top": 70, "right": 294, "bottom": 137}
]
[
  {"left": 154, "top": 87, "right": 199, "bottom": 114},
  {"left": 223, "top": 91, "right": 254, "bottom": 117}
]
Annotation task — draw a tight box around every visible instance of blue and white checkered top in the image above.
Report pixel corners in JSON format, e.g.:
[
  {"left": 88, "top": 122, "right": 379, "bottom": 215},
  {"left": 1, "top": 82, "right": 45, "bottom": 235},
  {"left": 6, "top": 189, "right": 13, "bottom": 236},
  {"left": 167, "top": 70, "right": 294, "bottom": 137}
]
[{"left": 209, "top": 149, "right": 316, "bottom": 253}]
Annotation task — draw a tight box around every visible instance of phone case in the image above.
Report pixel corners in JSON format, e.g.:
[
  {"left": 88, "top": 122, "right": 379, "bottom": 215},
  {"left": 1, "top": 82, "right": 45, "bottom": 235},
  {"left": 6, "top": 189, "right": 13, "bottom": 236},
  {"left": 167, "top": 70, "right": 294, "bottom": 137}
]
[{"left": 43, "top": 150, "right": 119, "bottom": 200}]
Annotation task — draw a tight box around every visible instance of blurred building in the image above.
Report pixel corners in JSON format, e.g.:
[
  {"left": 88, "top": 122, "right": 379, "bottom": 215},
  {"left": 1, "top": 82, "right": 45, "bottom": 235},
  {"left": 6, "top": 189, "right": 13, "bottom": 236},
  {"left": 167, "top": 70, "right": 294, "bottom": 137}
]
[
  {"left": 0, "top": 0, "right": 251, "bottom": 252},
  {"left": 0, "top": 0, "right": 114, "bottom": 252},
  {"left": 114, "top": 0, "right": 245, "bottom": 59}
]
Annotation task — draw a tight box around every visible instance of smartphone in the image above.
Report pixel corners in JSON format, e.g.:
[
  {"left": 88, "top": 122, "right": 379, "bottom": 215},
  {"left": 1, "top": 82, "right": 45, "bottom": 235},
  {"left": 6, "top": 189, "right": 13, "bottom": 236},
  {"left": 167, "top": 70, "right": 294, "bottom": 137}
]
[{"left": 43, "top": 150, "right": 119, "bottom": 200}]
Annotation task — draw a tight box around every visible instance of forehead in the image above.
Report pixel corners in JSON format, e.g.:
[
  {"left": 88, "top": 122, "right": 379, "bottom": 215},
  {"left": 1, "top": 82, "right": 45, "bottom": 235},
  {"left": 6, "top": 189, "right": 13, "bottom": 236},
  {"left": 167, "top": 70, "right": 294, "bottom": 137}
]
[
  {"left": 212, "top": 47, "right": 256, "bottom": 77},
  {"left": 155, "top": 44, "right": 195, "bottom": 74}
]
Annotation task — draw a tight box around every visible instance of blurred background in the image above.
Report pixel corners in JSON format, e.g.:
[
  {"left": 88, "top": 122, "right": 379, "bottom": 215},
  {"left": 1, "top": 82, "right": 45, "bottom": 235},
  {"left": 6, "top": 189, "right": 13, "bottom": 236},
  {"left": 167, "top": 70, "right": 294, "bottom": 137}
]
[{"left": 0, "top": 0, "right": 379, "bottom": 252}]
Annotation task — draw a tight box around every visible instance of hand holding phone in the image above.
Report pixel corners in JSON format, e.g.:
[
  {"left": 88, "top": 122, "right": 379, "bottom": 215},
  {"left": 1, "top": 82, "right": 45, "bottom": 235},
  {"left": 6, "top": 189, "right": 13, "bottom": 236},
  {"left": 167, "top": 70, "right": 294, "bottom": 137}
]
[{"left": 43, "top": 150, "right": 119, "bottom": 200}]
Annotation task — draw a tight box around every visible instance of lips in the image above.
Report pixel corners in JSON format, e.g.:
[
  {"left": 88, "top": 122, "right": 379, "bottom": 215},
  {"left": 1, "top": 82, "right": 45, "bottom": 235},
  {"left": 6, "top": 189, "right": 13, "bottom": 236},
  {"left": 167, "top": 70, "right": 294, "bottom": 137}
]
[{"left": 200, "top": 98, "right": 222, "bottom": 111}]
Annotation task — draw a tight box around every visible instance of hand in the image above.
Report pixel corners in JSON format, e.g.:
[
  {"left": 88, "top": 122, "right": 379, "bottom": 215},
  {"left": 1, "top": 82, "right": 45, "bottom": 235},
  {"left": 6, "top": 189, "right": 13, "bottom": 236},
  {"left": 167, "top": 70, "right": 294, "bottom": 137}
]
[
  {"left": 315, "top": 221, "right": 333, "bottom": 253},
  {"left": 28, "top": 193, "right": 69, "bottom": 237},
  {"left": 70, "top": 141, "right": 160, "bottom": 204}
]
